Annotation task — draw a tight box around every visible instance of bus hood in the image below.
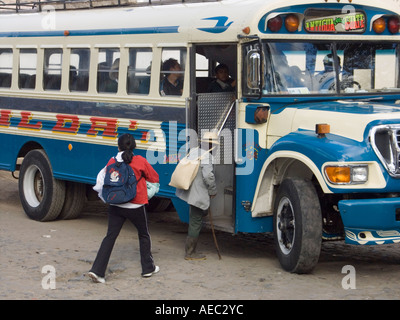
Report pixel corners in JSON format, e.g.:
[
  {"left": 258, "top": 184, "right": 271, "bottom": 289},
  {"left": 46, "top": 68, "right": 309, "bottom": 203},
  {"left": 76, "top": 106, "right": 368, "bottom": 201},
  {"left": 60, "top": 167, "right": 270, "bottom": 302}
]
[{"left": 269, "top": 100, "right": 400, "bottom": 143}]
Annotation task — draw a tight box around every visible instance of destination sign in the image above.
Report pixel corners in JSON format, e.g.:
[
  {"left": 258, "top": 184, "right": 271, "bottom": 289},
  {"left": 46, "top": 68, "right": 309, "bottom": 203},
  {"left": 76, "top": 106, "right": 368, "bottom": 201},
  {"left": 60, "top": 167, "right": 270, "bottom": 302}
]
[{"left": 304, "top": 9, "right": 366, "bottom": 33}]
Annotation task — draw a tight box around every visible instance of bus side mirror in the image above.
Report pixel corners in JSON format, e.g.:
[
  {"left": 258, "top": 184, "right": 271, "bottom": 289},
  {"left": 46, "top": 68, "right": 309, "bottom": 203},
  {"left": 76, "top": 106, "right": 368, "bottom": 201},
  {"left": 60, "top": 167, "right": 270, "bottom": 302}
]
[{"left": 246, "top": 49, "right": 261, "bottom": 90}]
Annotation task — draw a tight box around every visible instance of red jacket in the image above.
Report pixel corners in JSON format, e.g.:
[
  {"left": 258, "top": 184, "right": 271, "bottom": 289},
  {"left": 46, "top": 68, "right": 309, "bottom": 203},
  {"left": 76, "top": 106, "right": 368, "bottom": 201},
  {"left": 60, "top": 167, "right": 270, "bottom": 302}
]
[{"left": 106, "top": 155, "right": 159, "bottom": 205}]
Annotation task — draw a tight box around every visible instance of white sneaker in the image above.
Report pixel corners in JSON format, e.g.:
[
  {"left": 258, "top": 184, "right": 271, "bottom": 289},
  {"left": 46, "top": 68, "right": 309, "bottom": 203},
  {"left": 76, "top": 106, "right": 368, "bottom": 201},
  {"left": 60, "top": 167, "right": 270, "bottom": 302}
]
[
  {"left": 87, "top": 272, "right": 105, "bottom": 283},
  {"left": 142, "top": 266, "right": 160, "bottom": 278}
]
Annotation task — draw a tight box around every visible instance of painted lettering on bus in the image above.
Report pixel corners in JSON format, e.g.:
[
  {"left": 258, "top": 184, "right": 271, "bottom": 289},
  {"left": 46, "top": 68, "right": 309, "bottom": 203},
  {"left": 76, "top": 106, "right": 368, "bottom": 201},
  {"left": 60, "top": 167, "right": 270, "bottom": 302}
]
[
  {"left": 0, "top": 110, "right": 11, "bottom": 127},
  {"left": 129, "top": 120, "right": 138, "bottom": 131},
  {"left": 53, "top": 114, "right": 80, "bottom": 134},
  {"left": 0, "top": 109, "right": 148, "bottom": 140},
  {"left": 19, "top": 111, "right": 42, "bottom": 130},
  {"left": 86, "top": 117, "right": 118, "bottom": 138}
]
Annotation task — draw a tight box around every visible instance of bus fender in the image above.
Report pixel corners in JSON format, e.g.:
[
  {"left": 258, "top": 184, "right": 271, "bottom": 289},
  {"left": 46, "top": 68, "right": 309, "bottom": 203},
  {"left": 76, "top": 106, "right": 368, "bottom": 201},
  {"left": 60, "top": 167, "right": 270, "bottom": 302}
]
[{"left": 250, "top": 131, "right": 362, "bottom": 217}]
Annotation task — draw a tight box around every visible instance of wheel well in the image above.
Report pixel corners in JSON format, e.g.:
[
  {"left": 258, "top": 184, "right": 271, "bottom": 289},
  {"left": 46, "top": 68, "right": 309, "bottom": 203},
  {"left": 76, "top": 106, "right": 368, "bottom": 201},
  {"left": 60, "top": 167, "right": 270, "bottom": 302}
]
[
  {"left": 252, "top": 157, "right": 316, "bottom": 218},
  {"left": 18, "top": 141, "right": 43, "bottom": 158},
  {"left": 14, "top": 142, "right": 44, "bottom": 174},
  {"left": 276, "top": 158, "right": 314, "bottom": 183},
  {"left": 264, "top": 158, "right": 344, "bottom": 237}
]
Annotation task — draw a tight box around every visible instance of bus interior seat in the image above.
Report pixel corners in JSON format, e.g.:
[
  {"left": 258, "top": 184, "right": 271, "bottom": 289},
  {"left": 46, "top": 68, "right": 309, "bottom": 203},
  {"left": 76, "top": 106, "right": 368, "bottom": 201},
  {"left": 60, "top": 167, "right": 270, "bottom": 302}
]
[
  {"left": 0, "top": 73, "right": 11, "bottom": 87},
  {"left": 43, "top": 74, "right": 61, "bottom": 90},
  {"left": 19, "top": 74, "right": 36, "bottom": 89}
]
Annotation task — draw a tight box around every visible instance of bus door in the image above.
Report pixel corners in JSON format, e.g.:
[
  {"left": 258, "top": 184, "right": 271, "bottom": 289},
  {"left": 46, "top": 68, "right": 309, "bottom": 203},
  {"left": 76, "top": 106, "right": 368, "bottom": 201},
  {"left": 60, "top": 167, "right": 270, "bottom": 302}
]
[{"left": 189, "top": 44, "right": 237, "bottom": 233}]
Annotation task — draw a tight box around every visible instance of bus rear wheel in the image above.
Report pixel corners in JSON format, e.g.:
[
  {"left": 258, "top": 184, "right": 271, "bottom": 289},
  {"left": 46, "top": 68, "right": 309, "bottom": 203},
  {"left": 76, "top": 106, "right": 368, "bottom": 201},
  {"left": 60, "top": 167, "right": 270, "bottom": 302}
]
[
  {"left": 18, "top": 149, "right": 66, "bottom": 222},
  {"left": 273, "top": 178, "right": 322, "bottom": 274},
  {"left": 58, "top": 181, "right": 86, "bottom": 220}
]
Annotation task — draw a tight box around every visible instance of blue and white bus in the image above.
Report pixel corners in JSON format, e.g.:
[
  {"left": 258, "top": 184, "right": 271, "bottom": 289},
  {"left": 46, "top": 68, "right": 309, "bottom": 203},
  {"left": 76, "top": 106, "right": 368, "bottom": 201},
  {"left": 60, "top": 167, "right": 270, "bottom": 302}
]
[{"left": 1, "top": 0, "right": 400, "bottom": 273}]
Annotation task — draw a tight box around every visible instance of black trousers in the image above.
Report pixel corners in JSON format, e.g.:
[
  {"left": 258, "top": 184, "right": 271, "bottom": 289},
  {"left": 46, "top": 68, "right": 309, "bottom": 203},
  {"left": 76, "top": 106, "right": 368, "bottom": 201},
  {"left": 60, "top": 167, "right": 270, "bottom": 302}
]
[{"left": 90, "top": 205, "right": 155, "bottom": 277}]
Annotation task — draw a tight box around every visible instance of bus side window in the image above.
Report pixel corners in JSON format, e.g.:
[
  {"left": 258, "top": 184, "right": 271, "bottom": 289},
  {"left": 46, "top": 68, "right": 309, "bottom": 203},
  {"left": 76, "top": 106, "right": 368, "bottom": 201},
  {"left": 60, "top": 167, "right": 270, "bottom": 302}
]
[
  {"left": 97, "top": 48, "right": 120, "bottom": 94},
  {"left": 0, "top": 49, "right": 13, "bottom": 88},
  {"left": 43, "top": 48, "right": 63, "bottom": 91},
  {"left": 127, "top": 48, "right": 152, "bottom": 95},
  {"left": 70, "top": 48, "right": 90, "bottom": 92},
  {"left": 19, "top": 48, "right": 37, "bottom": 89},
  {"left": 160, "top": 47, "right": 186, "bottom": 96}
]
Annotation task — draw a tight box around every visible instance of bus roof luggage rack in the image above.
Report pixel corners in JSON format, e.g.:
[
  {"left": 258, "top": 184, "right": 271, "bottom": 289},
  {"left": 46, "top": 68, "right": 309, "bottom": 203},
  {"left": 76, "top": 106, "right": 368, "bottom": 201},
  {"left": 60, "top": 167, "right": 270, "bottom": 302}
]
[{"left": 0, "top": 0, "right": 221, "bottom": 13}]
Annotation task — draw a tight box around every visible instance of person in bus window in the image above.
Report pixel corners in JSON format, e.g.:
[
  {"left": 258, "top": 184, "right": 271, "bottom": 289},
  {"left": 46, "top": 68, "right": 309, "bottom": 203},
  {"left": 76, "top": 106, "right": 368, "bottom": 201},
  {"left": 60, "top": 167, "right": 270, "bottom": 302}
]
[
  {"left": 107, "top": 58, "right": 119, "bottom": 93},
  {"left": 175, "top": 132, "right": 218, "bottom": 261},
  {"left": 98, "top": 58, "right": 119, "bottom": 93},
  {"left": 160, "top": 58, "right": 183, "bottom": 96},
  {"left": 207, "top": 63, "right": 236, "bottom": 93}
]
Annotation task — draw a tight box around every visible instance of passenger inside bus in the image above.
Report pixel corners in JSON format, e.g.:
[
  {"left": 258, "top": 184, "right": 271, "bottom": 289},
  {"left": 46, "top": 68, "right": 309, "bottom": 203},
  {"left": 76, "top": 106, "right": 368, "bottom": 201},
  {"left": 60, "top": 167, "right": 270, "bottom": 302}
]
[
  {"left": 194, "top": 45, "right": 237, "bottom": 94},
  {"left": 160, "top": 58, "right": 183, "bottom": 96},
  {"left": 128, "top": 64, "right": 151, "bottom": 95},
  {"left": 207, "top": 63, "right": 236, "bottom": 93},
  {"left": 97, "top": 58, "right": 119, "bottom": 93},
  {"left": 108, "top": 58, "right": 119, "bottom": 92}
]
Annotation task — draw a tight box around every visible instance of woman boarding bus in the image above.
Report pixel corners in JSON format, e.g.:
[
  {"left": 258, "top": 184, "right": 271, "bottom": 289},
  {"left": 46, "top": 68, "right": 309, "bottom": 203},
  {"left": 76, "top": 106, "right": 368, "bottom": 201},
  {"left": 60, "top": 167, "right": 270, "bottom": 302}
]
[{"left": 0, "top": 0, "right": 400, "bottom": 273}]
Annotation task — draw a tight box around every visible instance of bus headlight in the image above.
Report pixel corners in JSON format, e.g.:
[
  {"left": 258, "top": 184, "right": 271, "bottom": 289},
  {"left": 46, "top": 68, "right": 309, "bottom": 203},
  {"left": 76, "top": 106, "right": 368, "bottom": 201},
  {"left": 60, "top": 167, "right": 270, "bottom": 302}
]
[{"left": 324, "top": 165, "right": 368, "bottom": 185}]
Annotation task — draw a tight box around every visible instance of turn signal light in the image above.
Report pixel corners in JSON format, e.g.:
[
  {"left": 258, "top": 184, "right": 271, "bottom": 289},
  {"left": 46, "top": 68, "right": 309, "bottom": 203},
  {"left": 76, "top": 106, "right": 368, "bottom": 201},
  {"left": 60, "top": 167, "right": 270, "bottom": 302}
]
[
  {"left": 285, "top": 14, "right": 300, "bottom": 32},
  {"left": 325, "top": 166, "right": 351, "bottom": 184},
  {"left": 373, "top": 17, "right": 386, "bottom": 34}
]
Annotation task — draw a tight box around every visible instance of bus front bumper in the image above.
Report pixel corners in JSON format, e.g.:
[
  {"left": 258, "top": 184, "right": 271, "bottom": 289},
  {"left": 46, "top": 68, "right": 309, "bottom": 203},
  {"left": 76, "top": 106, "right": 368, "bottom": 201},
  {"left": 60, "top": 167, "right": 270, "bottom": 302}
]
[{"left": 338, "top": 198, "right": 400, "bottom": 245}]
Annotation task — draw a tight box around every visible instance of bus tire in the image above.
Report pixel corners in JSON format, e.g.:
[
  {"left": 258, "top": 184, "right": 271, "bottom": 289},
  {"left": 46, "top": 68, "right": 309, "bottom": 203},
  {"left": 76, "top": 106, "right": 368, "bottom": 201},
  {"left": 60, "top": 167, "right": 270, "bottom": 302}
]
[
  {"left": 58, "top": 181, "right": 86, "bottom": 220},
  {"left": 273, "top": 178, "right": 322, "bottom": 274},
  {"left": 146, "top": 197, "right": 171, "bottom": 212},
  {"left": 18, "top": 149, "right": 66, "bottom": 222}
]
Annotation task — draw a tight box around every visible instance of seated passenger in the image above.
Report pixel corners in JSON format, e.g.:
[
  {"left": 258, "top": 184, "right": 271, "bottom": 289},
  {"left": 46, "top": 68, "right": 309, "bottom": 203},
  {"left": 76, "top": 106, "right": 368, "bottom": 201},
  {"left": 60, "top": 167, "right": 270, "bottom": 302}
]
[
  {"left": 98, "top": 59, "right": 119, "bottom": 93},
  {"left": 160, "top": 58, "right": 183, "bottom": 96},
  {"left": 207, "top": 64, "right": 236, "bottom": 93},
  {"left": 107, "top": 58, "right": 119, "bottom": 93}
]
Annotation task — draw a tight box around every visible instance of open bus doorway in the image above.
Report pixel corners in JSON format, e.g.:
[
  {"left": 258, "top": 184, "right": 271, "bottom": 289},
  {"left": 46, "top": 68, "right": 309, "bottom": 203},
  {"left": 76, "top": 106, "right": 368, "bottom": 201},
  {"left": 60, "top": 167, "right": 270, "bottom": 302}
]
[{"left": 189, "top": 44, "right": 237, "bottom": 233}]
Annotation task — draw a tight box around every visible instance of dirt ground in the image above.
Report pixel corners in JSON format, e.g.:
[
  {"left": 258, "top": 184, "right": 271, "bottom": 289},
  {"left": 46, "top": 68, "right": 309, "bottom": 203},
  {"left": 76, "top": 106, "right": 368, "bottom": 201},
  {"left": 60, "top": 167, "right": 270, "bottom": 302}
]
[{"left": 1, "top": 170, "right": 400, "bottom": 303}]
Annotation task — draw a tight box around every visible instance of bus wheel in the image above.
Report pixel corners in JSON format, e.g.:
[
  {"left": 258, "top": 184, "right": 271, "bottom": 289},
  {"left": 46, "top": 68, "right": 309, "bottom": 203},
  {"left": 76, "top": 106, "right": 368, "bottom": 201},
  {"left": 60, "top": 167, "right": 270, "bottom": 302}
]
[
  {"left": 18, "top": 149, "right": 66, "bottom": 222},
  {"left": 273, "top": 178, "right": 322, "bottom": 274},
  {"left": 58, "top": 181, "right": 86, "bottom": 220},
  {"left": 146, "top": 197, "right": 171, "bottom": 212}
]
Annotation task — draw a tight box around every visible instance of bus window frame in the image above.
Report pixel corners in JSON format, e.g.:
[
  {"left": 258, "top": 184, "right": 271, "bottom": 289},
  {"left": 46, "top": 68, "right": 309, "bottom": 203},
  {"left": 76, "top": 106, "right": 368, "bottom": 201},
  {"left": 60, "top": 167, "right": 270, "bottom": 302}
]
[
  {"left": 160, "top": 47, "right": 187, "bottom": 98},
  {"left": 18, "top": 47, "right": 38, "bottom": 90},
  {"left": 127, "top": 47, "right": 153, "bottom": 96},
  {"left": 43, "top": 47, "right": 63, "bottom": 91},
  {"left": 0, "top": 48, "right": 13, "bottom": 89},
  {"left": 69, "top": 47, "right": 91, "bottom": 93},
  {"left": 96, "top": 47, "right": 121, "bottom": 94}
]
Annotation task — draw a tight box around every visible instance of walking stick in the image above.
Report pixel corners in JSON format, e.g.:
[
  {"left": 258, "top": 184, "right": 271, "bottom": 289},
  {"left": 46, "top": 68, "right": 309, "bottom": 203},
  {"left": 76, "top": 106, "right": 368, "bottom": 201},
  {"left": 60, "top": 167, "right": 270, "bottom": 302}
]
[{"left": 208, "top": 207, "right": 222, "bottom": 260}]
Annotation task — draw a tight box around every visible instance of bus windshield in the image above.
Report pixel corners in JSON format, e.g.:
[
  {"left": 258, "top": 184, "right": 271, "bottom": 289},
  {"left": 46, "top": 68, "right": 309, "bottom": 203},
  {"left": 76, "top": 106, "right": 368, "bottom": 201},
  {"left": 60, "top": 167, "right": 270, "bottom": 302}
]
[{"left": 262, "top": 41, "right": 400, "bottom": 95}]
